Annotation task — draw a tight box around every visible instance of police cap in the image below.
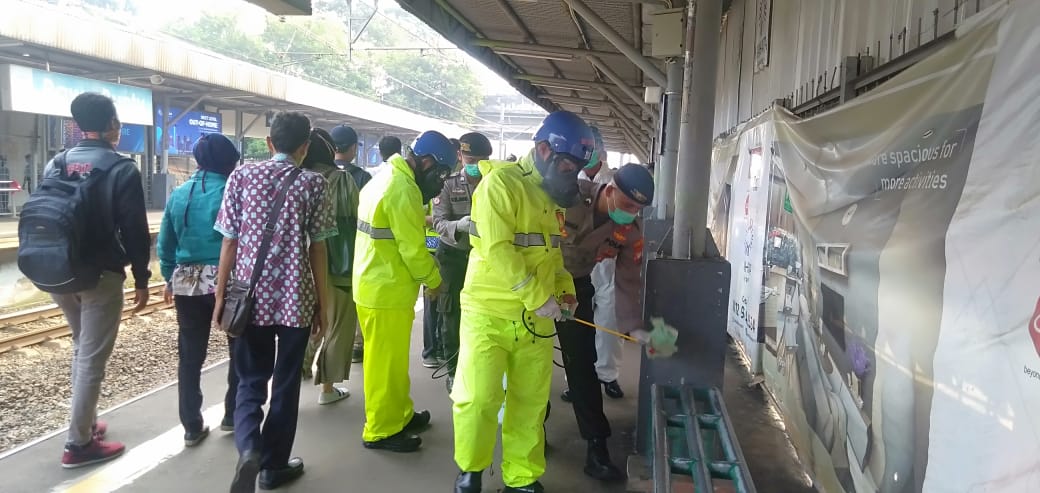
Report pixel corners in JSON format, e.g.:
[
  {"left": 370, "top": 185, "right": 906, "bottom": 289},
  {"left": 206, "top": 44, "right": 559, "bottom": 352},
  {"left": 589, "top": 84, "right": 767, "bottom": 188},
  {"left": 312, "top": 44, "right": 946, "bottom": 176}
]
[
  {"left": 613, "top": 163, "right": 655, "bottom": 206},
  {"left": 458, "top": 132, "right": 493, "bottom": 158}
]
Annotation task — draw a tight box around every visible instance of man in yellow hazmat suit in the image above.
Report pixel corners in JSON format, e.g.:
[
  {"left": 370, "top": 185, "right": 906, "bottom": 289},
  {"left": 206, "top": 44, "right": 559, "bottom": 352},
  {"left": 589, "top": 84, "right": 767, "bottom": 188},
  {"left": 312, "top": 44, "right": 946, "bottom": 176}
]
[
  {"left": 452, "top": 111, "right": 596, "bottom": 493},
  {"left": 353, "top": 130, "right": 456, "bottom": 453}
]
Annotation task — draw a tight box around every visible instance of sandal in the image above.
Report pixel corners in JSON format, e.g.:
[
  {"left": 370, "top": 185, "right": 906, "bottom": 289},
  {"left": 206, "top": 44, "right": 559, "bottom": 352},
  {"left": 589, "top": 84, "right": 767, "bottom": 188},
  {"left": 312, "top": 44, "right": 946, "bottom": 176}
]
[{"left": 318, "top": 387, "right": 350, "bottom": 405}]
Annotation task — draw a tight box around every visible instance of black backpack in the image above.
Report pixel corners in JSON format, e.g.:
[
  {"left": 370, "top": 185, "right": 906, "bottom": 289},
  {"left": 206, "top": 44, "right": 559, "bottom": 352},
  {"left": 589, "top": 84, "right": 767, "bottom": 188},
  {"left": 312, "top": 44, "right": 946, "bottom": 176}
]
[{"left": 17, "top": 151, "right": 126, "bottom": 294}]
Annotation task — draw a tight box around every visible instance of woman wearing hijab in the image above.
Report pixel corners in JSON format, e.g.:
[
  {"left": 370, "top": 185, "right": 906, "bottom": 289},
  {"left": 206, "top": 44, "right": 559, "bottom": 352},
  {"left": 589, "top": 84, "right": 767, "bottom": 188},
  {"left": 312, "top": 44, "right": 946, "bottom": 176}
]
[
  {"left": 300, "top": 128, "right": 362, "bottom": 404},
  {"left": 157, "top": 133, "right": 242, "bottom": 447}
]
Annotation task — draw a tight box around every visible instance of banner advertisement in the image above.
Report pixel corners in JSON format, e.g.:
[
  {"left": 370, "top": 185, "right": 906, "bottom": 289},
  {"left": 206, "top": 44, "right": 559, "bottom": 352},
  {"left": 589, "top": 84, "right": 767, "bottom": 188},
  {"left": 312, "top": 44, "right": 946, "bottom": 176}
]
[
  {"left": 709, "top": 2, "right": 1040, "bottom": 491},
  {"left": 156, "top": 107, "right": 222, "bottom": 156},
  {"left": 0, "top": 64, "right": 153, "bottom": 125}
]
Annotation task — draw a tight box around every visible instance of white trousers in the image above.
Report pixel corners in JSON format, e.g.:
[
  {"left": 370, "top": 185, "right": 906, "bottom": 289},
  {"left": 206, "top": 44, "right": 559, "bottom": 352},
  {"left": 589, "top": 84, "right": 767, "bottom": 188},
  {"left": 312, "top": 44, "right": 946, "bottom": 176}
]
[{"left": 592, "top": 258, "right": 623, "bottom": 383}]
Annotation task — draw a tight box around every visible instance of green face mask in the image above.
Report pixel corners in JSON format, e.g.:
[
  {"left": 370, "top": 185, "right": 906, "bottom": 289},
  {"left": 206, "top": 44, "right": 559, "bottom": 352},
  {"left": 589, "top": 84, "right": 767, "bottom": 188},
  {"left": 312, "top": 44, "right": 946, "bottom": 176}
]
[
  {"left": 464, "top": 163, "right": 481, "bottom": 177},
  {"left": 608, "top": 193, "right": 636, "bottom": 225}
]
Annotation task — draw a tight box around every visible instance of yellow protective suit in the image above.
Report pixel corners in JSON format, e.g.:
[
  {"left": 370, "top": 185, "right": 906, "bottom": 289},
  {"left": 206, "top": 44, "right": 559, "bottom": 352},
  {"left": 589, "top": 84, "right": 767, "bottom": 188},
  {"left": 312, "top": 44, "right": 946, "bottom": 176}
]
[
  {"left": 353, "top": 154, "right": 442, "bottom": 442},
  {"left": 453, "top": 158, "right": 574, "bottom": 487}
]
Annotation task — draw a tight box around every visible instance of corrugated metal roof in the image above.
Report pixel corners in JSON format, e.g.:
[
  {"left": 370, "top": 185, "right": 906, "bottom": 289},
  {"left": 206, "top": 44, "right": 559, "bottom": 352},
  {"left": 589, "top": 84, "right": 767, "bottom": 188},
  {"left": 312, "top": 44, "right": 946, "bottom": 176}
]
[{"left": 396, "top": 0, "right": 672, "bottom": 158}]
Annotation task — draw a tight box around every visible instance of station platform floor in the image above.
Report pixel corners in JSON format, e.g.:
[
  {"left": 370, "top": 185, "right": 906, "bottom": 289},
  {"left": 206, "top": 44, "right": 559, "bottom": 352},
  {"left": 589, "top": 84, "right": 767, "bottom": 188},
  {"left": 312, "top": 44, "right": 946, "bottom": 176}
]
[{"left": 0, "top": 308, "right": 815, "bottom": 493}]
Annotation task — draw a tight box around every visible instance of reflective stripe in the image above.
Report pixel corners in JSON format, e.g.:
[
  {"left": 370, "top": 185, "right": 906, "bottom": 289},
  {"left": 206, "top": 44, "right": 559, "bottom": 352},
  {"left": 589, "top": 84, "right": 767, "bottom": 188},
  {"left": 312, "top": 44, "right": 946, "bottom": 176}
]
[
  {"left": 512, "top": 273, "right": 534, "bottom": 291},
  {"left": 513, "top": 233, "right": 546, "bottom": 247},
  {"left": 358, "top": 221, "right": 395, "bottom": 240},
  {"left": 550, "top": 235, "right": 562, "bottom": 248}
]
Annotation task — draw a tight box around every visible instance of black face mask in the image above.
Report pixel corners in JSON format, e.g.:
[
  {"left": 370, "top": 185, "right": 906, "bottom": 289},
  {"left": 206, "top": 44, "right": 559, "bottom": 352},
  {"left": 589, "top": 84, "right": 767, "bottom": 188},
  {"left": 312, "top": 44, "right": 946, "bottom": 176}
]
[
  {"left": 536, "top": 154, "right": 581, "bottom": 208},
  {"left": 415, "top": 160, "right": 450, "bottom": 203}
]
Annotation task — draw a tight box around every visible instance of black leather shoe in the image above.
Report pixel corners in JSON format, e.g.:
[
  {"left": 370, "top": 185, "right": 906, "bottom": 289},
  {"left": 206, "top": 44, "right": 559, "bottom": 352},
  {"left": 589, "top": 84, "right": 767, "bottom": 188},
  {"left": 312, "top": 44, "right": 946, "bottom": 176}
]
[
  {"left": 403, "top": 410, "right": 431, "bottom": 433},
  {"left": 560, "top": 389, "right": 572, "bottom": 402},
  {"left": 503, "top": 481, "right": 544, "bottom": 492},
  {"left": 229, "top": 450, "right": 260, "bottom": 493},
  {"left": 362, "top": 431, "right": 422, "bottom": 453},
  {"left": 454, "top": 470, "right": 482, "bottom": 493},
  {"left": 258, "top": 457, "right": 304, "bottom": 490},
  {"left": 602, "top": 380, "right": 624, "bottom": 399},
  {"left": 584, "top": 438, "right": 624, "bottom": 481}
]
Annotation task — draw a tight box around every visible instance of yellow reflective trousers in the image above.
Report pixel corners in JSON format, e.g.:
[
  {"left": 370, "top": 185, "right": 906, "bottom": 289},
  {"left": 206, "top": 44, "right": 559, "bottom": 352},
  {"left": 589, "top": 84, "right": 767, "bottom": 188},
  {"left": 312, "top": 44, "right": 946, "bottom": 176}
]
[
  {"left": 452, "top": 309, "right": 555, "bottom": 487},
  {"left": 357, "top": 305, "right": 417, "bottom": 442}
]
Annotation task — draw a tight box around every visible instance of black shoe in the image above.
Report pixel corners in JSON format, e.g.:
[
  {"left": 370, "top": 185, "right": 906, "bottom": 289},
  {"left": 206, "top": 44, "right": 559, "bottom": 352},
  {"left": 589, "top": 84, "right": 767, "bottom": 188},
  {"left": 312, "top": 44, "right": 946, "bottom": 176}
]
[
  {"left": 422, "top": 355, "right": 440, "bottom": 368},
  {"left": 601, "top": 380, "right": 624, "bottom": 399},
  {"left": 352, "top": 345, "right": 363, "bottom": 364},
  {"left": 219, "top": 416, "right": 234, "bottom": 432},
  {"left": 184, "top": 426, "right": 210, "bottom": 447},
  {"left": 503, "top": 481, "right": 544, "bottom": 492},
  {"left": 229, "top": 450, "right": 260, "bottom": 493},
  {"left": 560, "top": 389, "right": 572, "bottom": 402},
  {"left": 403, "top": 410, "right": 431, "bottom": 433},
  {"left": 362, "top": 431, "right": 422, "bottom": 453},
  {"left": 584, "top": 438, "right": 624, "bottom": 481},
  {"left": 454, "top": 470, "right": 483, "bottom": 493},
  {"left": 258, "top": 457, "right": 304, "bottom": 490}
]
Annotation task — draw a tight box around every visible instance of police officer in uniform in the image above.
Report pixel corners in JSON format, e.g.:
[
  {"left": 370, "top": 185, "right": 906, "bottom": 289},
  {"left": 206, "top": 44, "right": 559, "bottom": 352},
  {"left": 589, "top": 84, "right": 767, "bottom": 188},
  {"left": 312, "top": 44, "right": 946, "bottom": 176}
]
[
  {"left": 557, "top": 163, "right": 655, "bottom": 482},
  {"left": 431, "top": 132, "right": 491, "bottom": 392}
]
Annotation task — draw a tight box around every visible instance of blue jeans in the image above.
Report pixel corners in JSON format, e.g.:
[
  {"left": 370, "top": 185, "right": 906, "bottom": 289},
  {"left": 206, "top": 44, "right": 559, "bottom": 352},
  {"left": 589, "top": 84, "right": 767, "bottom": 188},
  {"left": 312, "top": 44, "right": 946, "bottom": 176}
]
[{"left": 233, "top": 324, "right": 309, "bottom": 469}]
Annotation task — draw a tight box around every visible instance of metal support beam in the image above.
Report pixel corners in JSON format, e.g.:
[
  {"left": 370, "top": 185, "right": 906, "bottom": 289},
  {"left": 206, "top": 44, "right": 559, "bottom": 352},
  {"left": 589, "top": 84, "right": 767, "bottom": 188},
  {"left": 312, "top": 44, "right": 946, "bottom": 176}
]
[
  {"left": 656, "top": 59, "right": 683, "bottom": 220},
  {"left": 839, "top": 55, "right": 859, "bottom": 104},
  {"left": 599, "top": 88, "right": 653, "bottom": 134},
  {"left": 674, "top": 0, "right": 722, "bottom": 259},
  {"left": 587, "top": 56, "right": 655, "bottom": 116},
  {"left": 472, "top": 39, "right": 625, "bottom": 60},
  {"left": 561, "top": 0, "right": 667, "bottom": 87}
]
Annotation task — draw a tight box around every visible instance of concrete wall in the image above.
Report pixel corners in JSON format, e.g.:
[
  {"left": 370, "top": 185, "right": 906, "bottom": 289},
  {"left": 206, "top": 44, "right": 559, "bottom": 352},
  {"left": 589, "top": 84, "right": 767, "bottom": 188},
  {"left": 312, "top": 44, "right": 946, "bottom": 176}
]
[{"left": 713, "top": 0, "right": 1000, "bottom": 135}]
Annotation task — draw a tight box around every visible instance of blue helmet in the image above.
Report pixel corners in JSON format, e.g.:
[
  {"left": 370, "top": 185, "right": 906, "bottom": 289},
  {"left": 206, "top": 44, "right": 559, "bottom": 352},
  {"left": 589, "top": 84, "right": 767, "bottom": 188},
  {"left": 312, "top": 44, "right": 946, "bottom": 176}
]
[
  {"left": 412, "top": 130, "right": 458, "bottom": 169},
  {"left": 532, "top": 111, "right": 595, "bottom": 165}
]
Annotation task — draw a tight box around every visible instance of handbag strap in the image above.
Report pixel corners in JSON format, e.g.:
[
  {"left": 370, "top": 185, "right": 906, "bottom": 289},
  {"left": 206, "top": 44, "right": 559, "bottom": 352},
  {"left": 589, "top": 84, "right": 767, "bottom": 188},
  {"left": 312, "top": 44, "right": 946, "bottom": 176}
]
[{"left": 246, "top": 166, "right": 302, "bottom": 295}]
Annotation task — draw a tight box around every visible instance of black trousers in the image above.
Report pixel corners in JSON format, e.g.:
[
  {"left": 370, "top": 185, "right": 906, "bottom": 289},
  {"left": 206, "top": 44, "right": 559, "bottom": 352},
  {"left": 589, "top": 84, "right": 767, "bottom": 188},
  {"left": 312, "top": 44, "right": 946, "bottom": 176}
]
[
  {"left": 422, "top": 295, "right": 442, "bottom": 359},
  {"left": 556, "top": 275, "right": 611, "bottom": 440},
  {"left": 175, "top": 294, "right": 237, "bottom": 433},
  {"left": 422, "top": 251, "right": 442, "bottom": 360},
  {"left": 435, "top": 246, "right": 468, "bottom": 375},
  {"left": 233, "top": 324, "right": 309, "bottom": 469}
]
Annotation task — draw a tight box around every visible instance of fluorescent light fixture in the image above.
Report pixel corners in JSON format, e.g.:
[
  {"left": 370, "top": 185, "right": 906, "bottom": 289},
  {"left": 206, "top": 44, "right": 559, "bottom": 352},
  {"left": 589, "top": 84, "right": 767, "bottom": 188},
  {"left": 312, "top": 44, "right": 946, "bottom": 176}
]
[
  {"left": 535, "top": 82, "right": 592, "bottom": 92},
  {"left": 494, "top": 47, "right": 574, "bottom": 62}
]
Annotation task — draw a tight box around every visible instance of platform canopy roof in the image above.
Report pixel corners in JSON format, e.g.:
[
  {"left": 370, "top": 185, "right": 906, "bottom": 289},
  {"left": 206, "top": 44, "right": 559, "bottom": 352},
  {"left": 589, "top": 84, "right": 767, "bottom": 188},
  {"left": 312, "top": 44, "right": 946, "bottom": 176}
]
[{"left": 0, "top": 1, "right": 468, "bottom": 140}]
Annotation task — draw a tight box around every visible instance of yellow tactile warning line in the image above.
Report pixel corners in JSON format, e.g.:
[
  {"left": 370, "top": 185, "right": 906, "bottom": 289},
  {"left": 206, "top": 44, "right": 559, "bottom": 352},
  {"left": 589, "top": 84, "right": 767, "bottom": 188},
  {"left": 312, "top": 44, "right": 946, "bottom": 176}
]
[{"left": 52, "top": 403, "right": 224, "bottom": 493}]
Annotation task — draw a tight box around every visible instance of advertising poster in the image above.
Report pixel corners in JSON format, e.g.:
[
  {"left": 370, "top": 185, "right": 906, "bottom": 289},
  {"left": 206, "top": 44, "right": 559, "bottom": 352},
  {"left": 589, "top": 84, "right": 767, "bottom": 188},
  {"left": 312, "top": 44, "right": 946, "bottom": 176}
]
[
  {"left": 156, "top": 107, "right": 222, "bottom": 156},
  {"left": 711, "top": 3, "right": 1040, "bottom": 491},
  {"left": 725, "top": 126, "right": 774, "bottom": 373}
]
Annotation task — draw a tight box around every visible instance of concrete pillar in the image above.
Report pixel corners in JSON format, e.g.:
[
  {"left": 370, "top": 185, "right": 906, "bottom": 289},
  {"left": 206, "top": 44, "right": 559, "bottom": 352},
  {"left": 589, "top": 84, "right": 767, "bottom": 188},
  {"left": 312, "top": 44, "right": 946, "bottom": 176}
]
[
  {"left": 673, "top": 0, "right": 722, "bottom": 259},
  {"left": 656, "top": 60, "right": 683, "bottom": 220}
]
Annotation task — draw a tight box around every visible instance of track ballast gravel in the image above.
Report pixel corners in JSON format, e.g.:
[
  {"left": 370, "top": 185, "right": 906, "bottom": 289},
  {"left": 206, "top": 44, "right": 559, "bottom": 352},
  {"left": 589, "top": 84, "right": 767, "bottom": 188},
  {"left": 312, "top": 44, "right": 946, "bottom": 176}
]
[{"left": 0, "top": 308, "right": 229, "bottom": 453}]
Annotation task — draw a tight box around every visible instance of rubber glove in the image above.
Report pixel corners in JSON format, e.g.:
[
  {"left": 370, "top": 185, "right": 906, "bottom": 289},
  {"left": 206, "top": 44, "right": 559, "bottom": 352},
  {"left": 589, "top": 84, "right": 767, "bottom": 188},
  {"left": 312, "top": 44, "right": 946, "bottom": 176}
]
[
  {"left": 535, "top": 297, "right": 564, "bottom": 321},
  {"left": 456, "top": 216, "right": 474, "bottom": 236}
]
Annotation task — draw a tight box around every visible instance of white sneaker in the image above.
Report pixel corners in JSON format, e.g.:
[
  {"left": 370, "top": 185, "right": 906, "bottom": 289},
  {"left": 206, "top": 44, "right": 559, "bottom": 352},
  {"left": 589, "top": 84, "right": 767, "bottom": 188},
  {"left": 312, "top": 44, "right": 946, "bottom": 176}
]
[{"left": 318, "top": 387, "right": 350, "bottom": 405}]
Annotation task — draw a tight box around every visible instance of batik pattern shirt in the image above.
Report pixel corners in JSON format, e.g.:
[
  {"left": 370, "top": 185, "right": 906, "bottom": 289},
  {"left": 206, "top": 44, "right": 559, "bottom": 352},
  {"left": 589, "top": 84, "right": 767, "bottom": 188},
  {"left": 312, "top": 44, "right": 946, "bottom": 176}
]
[{"left": 215, "top": 157, "right": 337, "bottom": 328}]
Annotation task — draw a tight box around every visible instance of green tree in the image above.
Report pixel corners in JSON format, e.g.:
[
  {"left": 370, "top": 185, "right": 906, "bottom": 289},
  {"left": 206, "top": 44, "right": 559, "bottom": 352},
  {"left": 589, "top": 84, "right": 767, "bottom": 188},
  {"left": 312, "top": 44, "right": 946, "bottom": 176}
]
[
  {"left": 380, "top": 53, "right": 483, "bottom": 124},
  {"left": 163, "top": 4, "right": 486, "bottom": 123},
  {"left": 242, "top": 138, "right": 270, "bottom": 161}
]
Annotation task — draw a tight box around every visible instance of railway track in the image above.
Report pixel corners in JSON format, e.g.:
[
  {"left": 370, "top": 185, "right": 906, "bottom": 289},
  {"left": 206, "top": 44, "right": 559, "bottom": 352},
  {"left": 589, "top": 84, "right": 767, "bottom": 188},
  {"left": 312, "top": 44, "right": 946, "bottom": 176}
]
[{"left": 0, "top": 283, "right": 168, "bottom": 354}]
